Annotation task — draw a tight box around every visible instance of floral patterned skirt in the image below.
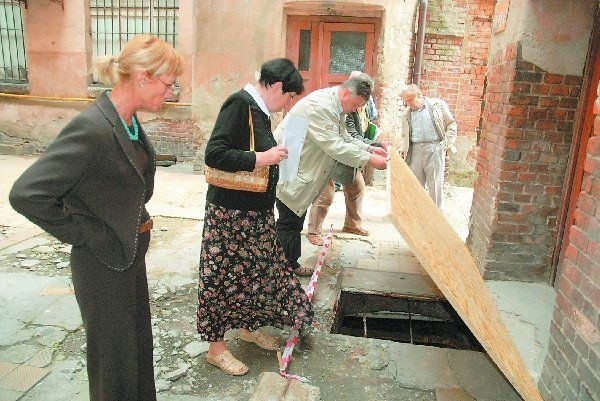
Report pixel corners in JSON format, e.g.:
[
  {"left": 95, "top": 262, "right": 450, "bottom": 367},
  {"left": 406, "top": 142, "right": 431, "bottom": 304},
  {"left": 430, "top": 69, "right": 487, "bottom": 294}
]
[{"left": 196, "top": 203, "right": 314, "bottom": 342}]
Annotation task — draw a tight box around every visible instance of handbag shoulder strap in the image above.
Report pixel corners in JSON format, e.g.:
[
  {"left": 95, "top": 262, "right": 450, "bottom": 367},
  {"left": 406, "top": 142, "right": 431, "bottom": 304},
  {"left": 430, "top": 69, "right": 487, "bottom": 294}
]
[{"left": 248, "top": 106, "right": 255, "bottom": 151}]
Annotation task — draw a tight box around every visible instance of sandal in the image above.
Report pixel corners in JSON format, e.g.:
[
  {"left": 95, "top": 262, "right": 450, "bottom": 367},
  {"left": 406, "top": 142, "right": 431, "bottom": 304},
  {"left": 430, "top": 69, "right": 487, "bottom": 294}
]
[
  {"left": 239, "top": 329, "right": 279, "bottom": 351},
  {"left": 206, "top": 350, "right": 248, "bottom": 376},
  {"left": 292, "top": 262, "right": 314, "bottom": 277}
]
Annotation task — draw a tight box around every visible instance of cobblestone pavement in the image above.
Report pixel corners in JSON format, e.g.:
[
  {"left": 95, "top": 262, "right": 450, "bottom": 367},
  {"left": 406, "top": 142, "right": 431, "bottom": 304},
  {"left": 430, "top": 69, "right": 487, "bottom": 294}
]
[{"left": 0, "top": 155, "right": 555, "bottom": 401}]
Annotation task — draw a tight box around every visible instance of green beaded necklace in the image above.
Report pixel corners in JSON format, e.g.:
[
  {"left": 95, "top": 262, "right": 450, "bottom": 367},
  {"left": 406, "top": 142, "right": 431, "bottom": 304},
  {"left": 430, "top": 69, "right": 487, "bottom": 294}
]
[{"left": 120, "top": 115, "right": 139, "bottom": 141}]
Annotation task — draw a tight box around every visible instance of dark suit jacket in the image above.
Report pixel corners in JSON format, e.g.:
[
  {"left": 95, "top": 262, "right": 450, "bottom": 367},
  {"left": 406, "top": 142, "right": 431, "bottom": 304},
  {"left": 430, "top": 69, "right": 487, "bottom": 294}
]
[{"left": 9, "top": 91, "right": 156, "bottom": 271}]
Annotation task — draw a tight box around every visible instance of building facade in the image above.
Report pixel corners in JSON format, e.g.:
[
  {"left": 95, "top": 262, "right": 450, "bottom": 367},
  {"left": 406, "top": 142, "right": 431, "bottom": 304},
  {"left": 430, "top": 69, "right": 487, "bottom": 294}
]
[{"left": 0, "top": 1, "right": 598, "bottom": 399}]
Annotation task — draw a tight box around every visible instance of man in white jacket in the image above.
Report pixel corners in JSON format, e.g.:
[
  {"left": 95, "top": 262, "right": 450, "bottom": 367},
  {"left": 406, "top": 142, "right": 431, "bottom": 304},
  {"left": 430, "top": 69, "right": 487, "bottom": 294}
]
[
  {"left": 400, "top": 84, "right": 457, "bottom": 208},
  {"left": 275, "top": 73, "right": 388, "bottom": 276}
]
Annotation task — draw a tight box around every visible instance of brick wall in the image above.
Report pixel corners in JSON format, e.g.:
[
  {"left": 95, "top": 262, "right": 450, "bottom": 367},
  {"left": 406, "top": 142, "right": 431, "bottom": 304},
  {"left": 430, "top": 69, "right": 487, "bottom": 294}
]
[
  {"left": 467, "top": 42, "right": 581, "bottom": 281},
  {"left": 418, "top": 0, "right": 494, "bottom": 179},
  {"left": 538, "top": 86, "right": 600, "bottom": 400},
  {"left": 143, "top": 119, "right": 200, "bottom": 163}
]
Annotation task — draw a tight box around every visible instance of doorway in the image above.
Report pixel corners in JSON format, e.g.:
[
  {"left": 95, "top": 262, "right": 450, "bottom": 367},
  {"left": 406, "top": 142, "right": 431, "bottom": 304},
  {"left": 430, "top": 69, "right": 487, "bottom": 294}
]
[
  {"left": 286, "top": 15, "right": 379, "bottom": 98},
  {"left": 552, "top": 16, "right": 600, "bottom": 284}
]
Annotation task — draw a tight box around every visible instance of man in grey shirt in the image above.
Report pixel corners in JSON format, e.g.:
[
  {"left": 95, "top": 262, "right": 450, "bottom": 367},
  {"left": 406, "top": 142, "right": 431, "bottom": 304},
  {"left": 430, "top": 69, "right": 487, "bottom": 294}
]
[{"left": 400, "top": 84, "right": 457, "bottom": 208}]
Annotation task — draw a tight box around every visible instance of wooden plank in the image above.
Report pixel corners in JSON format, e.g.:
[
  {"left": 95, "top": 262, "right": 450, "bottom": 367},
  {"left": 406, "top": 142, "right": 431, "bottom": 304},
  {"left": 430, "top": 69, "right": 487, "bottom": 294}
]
[{"left": 387, "top": 148, "right": 543, "bottom": 401}]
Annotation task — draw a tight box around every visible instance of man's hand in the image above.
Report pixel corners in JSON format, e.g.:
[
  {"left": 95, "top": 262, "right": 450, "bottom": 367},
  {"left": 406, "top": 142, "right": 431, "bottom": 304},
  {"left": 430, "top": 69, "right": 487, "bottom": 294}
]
[
  {"left": 369, "top": 154, "right": 388, "bottom": 170},
  {"left": 370, "top": 146, "right": 387, "bottom": 157}
]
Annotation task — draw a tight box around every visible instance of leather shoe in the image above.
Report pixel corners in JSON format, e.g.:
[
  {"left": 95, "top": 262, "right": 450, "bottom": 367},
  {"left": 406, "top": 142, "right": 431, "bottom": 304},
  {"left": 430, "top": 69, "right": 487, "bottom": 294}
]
[
  {"left": 306, "top": 233, "right": 324, "bottom": 246},
  {"left": 341, "top": 226, "right": 370, "bottom": 236}
]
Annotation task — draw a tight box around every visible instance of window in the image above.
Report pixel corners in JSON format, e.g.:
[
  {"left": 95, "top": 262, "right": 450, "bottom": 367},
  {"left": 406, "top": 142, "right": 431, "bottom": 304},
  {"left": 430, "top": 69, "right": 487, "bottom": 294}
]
[
  {"left": 0, "top": 0, "right": 27, "bottom": 83},
  {"left": 90, "top": 0, "right": 179, "bottom": 82},
  {"left": 329, "top": 31, "right": 367, "bottom": 74}
]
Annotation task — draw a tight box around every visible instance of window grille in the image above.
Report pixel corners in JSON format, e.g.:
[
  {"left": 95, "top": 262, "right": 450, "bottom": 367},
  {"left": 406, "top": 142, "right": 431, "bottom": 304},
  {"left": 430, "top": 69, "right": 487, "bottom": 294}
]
[
  {"left": 0, "top": 0, "right": 27, "bottom": 83},
  {"left": 90, "top": 0, "right": 179, "bottom": 82}
]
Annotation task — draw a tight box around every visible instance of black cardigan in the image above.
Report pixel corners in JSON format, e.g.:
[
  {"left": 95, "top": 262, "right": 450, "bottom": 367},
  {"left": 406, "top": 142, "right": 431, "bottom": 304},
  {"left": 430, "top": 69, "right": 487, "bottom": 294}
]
[{"left": 205, "top": 89, "right": 278, "bottom": 211}]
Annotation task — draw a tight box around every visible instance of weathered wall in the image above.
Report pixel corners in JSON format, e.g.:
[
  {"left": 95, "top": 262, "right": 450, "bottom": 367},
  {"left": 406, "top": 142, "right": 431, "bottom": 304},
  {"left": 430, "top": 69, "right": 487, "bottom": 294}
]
[
  {"left": 2, "top": 1, "right": 422, "bottom": 164},
  {"left": 190, "top": 0, "right": 419, "bottom": 169},
  {"left": 0, "top": 0, "right": 196, "bottom": 160},
  {"left": 467, "top": 0, "right": 596, "bottom": 282},
  {"left": 25, "top": 1, "right": 89, "bottom": 97},
  {"left": 489, "top": 1, "right": 594, "bottom": 77},
  {"left": 468, "top": 42, "right": 581, "bottom": 281}
]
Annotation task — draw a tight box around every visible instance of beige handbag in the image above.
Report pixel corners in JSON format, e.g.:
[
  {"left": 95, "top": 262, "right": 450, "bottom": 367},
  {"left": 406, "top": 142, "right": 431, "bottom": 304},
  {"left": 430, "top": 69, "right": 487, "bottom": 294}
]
[{"left": 205, "top": 106, "right": 269, "bottom": 193}]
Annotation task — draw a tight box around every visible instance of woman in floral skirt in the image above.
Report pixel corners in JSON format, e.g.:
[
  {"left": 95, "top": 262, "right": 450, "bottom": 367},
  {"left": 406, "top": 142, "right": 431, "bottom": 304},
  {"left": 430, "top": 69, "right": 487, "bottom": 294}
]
[{"left": 197, "top": 58, "right": 313, "bottom": 376}]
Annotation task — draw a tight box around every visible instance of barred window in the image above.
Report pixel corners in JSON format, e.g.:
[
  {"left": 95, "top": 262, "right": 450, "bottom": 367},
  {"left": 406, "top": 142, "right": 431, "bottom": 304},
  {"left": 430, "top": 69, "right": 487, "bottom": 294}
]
[
  {"left": 90, "top": 0, "right": 179, "bottom": 82},
  {"left": 0, "top": 0, "right": 27, "bottom": 83}
]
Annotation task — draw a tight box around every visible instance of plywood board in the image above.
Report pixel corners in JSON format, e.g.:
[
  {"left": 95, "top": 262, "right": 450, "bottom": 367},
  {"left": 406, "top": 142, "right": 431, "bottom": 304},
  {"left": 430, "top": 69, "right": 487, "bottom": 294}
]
[{"left": 387, "top": 148, "right": 543, "bottom": 401}]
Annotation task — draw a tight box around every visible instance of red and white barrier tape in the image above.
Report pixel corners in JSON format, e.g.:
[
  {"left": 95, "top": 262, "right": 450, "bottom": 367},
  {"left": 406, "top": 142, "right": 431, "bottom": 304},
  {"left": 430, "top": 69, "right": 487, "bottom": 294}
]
[{"left": 279, "top": 225, "right": 334, "bottom": 382}]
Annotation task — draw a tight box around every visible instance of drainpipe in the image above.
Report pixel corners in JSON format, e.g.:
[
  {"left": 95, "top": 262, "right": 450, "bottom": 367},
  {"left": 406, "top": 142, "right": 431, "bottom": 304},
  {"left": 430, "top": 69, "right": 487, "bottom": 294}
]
[{"left": 413, "top": 0, "right": 428, "bottom": 85}]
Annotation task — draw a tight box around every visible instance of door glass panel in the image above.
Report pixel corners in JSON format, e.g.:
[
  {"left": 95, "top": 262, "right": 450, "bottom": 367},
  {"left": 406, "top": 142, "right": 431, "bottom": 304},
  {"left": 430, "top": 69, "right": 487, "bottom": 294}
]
[
  {"left": 329, "top": 31, "right": 366, "bottom": 74},
  {"left": 298, "top": 30, "right": 311, "bottom": 71}
]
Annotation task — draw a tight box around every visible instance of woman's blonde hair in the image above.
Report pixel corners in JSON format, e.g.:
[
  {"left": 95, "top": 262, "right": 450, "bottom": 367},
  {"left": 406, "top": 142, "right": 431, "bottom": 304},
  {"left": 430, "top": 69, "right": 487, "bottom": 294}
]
[{"left": 93, "top": 34, "right": 184, "bottom": 85}]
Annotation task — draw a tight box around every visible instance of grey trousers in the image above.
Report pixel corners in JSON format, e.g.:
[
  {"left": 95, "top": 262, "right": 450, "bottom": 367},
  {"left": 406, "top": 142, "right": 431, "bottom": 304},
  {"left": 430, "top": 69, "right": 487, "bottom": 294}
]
[
  {"left": 408, "top": 141, "right": 445, "bottom": 208},
  {"left": 307, "top": 172, "right": 365, "bottom": 235}
]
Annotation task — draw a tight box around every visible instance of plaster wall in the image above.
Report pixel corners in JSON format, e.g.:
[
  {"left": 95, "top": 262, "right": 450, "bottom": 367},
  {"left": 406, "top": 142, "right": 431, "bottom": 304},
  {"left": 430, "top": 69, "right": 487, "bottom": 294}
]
[
  {"left": 489, "top": 0, "right": 596, "bottom": 76},
  {"left": 24, "top": 1, "right": 89, "bottom": 97},
  {"left": 191, "top": 0, "right": 419, "bottom": 148}
]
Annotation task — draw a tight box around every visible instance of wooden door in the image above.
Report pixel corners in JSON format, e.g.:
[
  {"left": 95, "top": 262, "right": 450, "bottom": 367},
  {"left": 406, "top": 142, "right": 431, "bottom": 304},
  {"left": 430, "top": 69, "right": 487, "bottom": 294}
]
[{"left": 287, "top": 16, "right": 377, "bottom": 101}]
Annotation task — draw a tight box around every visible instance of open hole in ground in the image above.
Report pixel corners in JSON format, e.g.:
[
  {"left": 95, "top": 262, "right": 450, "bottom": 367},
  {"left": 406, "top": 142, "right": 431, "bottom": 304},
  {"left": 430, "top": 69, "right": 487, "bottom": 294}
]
[{"left": 331, "top": 290, "right": 483, "bottom": 351}]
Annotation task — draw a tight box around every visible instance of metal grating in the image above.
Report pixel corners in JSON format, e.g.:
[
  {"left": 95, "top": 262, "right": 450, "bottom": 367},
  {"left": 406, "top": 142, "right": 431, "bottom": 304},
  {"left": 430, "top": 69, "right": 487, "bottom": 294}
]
[
  {"left": 0, "top": 0, "right": 27, "bottom": 83},
  {"left": 90, "top": 0, "right": 179, "bottom": 62},
  {"left": 331, "top": 290, "right": 484, "bottom": 351},
  {"left": 90, "top": 1, "right": 180, "bottom": 84}
]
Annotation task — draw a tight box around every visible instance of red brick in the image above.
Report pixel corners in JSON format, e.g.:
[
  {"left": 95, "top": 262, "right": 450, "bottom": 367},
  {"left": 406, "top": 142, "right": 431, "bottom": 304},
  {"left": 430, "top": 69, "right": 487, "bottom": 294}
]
[
  {"left": 569, "top": 226, "right": 589, "bottom": 251},
  {"left": 549, "top": 85, "right": 572, "bottom": 97},
  {"left": 544, "top": 74, "right": 564, "bottom": 84},
  {"left": 583, "top": 157, "right": 600, "bottom": 175},
  {"left": 540, "top": 97, "right": 560, "bottom": 107},
  {"left": 564, "top": 243, "right": 579, "bottom": 262}
]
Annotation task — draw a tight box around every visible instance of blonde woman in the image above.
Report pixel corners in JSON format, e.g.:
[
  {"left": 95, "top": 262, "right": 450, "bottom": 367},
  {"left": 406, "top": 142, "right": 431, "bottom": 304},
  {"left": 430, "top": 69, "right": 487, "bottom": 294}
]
[{"left": 10, "top": 35, "right": 184, "bottom": 401}]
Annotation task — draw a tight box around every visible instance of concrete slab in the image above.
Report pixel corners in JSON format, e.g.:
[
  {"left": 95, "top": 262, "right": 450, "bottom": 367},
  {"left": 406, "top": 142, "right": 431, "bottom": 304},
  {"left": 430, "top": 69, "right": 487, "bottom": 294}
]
[
  {"left": 285, "top": 377, "right": 321, "bottom": 400},
  {"left": 16, "top": 359, "right": 88, "bottom": 401},
  {"left": 385, "top": 343, "right": 460, "bottom": 390},
  {"left": 0, "top": 328, "right": 36, "bottom": 348},
  {"left": 341, "top": 268, "right": 443, "bottom": 300},
  {"left": 486, "top": 281, "right": 556, "bottom": 383},
  {"left": 249, "top": 372, "right": 289, "bottom": 400},
  {"left": 0, "top": 227, "right": 44, "bottom": 251},
  {"left": 0, "top": 319, "right": 24, "bottom": 344},
  {"left": 447, "top": 349, "right": 521, "bottom": 401},
  {"left": 0, "top": 344, "right": 40, "bottom": 364},
  {"left": 0, "top": 388, "right": 23, "bottom": 401},
  {"left": 25, "top": 348, "right": 53, "bottom": 368},
  {"left": 0, "top": 237, "right": 50, "bottom": 256},
  {"left": 249, "top": 372, "right": 321, "bottom": 401},
  {"left": 0, "top": 273, "right": 73, "bottom": 322},
  {"left": 32, "top": 296, "right": 82, "bottom": 332}
]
